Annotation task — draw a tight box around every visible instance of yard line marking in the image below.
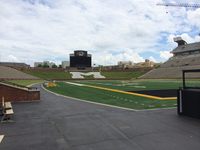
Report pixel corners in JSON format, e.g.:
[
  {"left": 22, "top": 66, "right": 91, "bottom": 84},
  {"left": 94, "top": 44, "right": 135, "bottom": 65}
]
[
  {"left": 85, "top": 84, "right": 176, "bottom": 100},
  {"left": 42, "top": 84, "right": 139, "bottom": 111},
  {"left": 95, "top": 84, "right": 173, "bottom": 100},
  {"left": 65, "top": 82, "right": 176, "bottom": 100},
  {"left": 0, "top": 135, "right": 4, "bottom": 143},
  {"left": 42, "top": 84, "right": 176, "bottom": 111},
  {"left": 65, "top": 82, "right": 86, "bottom": 86}
]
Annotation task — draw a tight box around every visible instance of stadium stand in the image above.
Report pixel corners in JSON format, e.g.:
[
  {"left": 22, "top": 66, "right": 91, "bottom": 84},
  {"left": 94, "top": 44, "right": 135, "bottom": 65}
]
[
  {"left": 140, "top": 37, "right": 200, "bottom": 79},
  {"left": 140, "top": 65, "right": 200, "bottom": 79},
  {"left": 0, "top": 66, "right": 38, "bottom": 80}
]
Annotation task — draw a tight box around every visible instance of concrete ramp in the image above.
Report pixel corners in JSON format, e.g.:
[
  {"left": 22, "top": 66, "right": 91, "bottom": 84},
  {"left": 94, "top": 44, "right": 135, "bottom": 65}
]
[{"left": 70, "top": 72, "right": 105, "bottom": 79}]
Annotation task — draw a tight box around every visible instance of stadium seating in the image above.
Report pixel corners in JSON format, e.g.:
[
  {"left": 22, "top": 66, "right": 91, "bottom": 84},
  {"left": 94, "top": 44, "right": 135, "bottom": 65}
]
[
  {"left": 0, "top": 66, "right": 38, "bottom": 80},
  {"left": 140, "top": 54, "right": 200, "bottom": 79},
  {"left": 140, "top": 65, "right": 200, "bottom": 79},
  {"left": 161, "top": 54, "right": 200, "bottom": 68}
]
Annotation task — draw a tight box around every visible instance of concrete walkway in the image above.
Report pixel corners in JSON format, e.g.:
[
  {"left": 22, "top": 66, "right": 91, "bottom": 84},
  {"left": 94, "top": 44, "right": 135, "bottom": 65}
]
[{"left": 1, "top": 85, "right": 200, "bottom": 150}]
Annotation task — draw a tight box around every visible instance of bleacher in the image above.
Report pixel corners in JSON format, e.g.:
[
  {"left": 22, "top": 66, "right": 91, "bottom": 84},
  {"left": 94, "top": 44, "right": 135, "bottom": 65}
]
[
  {"left": 140, "top": 65, "right": 200, "bottom": 79},
  {"left": 161, "top": 54, "right": 200, "bottom": 68},
  {"left": 140, "top": 38, "right": 200, "bottom": 79}
]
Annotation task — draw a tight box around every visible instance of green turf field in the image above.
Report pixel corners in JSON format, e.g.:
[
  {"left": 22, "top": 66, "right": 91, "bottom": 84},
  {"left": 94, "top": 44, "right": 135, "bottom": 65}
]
[
  {"left": 45, "top": 80, "right": 186, "bottom": 110},
  {"left": 73, "top": 79, "right": 184, "bottom": 91},
  {"left": 45, "top": 79, "right": 200, "bottom": 110},
  {"left": 101, "top": 71, "right": 146, "bottom": 79}
]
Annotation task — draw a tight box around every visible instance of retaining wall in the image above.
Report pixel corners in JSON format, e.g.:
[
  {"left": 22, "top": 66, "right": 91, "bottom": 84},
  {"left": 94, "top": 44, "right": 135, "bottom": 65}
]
[{"left": 0, "top": 82, "right": 40, "bottom": 102}]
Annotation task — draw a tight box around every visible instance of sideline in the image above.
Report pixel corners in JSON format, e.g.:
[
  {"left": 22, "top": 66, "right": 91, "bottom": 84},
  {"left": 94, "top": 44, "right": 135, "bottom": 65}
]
[
  {"left": 42, "top": 84, "right": 176, "bottom": 112},
  {"left": 65, "top": 81, "right": 176, "bottom": 100},
  {"left": 0, "top": 135, "right": 4, "bottom": 143}
]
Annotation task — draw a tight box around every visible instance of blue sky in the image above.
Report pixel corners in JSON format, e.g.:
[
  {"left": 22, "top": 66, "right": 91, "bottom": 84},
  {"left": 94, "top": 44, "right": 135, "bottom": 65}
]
[{"left": 0, "top": 0, "right": 200, "bottom": 66}]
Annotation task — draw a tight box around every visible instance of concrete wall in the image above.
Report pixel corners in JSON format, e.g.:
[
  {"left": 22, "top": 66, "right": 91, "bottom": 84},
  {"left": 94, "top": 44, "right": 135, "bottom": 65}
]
[{"left": 0, "top": 83, "right": 40, "bottom": 102}]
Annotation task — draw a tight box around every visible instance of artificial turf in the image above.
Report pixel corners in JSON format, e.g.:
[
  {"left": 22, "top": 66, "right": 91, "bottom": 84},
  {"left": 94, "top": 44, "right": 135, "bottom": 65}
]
[
  {"left": 46, "top": 81, "right": 177, "bottom": 110},
  {"left": 101, "top": 71, "right": 146, "bottom": 79},
  {"left": 73, "top": 79, "right": 183, "bottom": 91}
]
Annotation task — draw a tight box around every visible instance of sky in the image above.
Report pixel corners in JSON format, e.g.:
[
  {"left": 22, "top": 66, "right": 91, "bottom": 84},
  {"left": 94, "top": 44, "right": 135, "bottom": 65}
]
[{"left": 0, "top": 0, "right": 200, "bottom": 66}]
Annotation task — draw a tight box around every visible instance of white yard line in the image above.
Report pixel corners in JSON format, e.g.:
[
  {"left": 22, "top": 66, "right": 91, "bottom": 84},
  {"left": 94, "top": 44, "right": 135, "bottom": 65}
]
[
  {"left": 65, "top": 81, "right": 85, "bottom": 86},
  {"left": 0, "top": 135, "right": 4, "bottom": 143}
]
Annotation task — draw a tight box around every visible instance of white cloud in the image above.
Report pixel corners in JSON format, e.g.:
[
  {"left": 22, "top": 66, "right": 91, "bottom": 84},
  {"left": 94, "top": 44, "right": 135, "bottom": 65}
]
[
  {"left": 168, "top": 33, "right": 200, "bottom": 45},
  {"left": 187, "top": 8, "right": 200, "bottom": 27},
  {"left": 1, "top": 55, "right": 20, "bottom": 62},
  {"left": 160, "top": 51, "right": 173, "bottom": 60},
  {"left": 149, "top": 56, "right": 157, "bottom": 63},
  {"left": 92, "top": 49, "right": 144, "bottom": 66},
  {"left": 0, "top": 0, "right": 199, "bottom": 66}
]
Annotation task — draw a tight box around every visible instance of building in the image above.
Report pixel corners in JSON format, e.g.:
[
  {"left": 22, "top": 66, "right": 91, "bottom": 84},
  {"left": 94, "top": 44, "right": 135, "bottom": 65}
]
[
  {"left": 117, "top": 61, "right": 134, "bottom": 69},
  {"left": 70, "top": 50, "right": 91, "bottom": 69},
  {"left": 34, "top": 62, "right": 43, "bottom": 67},
  {"left": 135, "top": 59, "right": 155, "bottom": 68},
  {"left": 61, "top": 61, "right": 69, "bottom": 68},
  {"left": 34, "top": 61, "right": 56, "bottom": 68}
]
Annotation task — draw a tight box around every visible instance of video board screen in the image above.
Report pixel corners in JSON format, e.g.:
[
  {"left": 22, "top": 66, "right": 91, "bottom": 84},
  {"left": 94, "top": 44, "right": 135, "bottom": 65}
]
[{"left": 70, "top": 56, "right": 91, "bottom": 67}]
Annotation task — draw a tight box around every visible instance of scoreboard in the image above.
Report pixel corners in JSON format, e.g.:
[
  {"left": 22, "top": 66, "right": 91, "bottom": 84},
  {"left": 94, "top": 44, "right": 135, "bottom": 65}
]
[{"left": 70, "top": 50, "right": 91, "bottom": 68}]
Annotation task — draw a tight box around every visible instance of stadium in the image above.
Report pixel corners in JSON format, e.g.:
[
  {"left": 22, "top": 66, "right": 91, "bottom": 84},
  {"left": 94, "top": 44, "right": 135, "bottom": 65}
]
[
  {"left": 1, "top": 1, "right": 200, "bottom": 149},
  {"left": 1, "top": 37, "right": 200, "bottom": 149},
  {"left": 1, "top": 37, "right": 200, "bottom": 109},
  {"left": 0, "top": 39, "right": 199, "bottom": 107},
  {"left": 0, "top": 38, "right": 200, "bottom": 148}
]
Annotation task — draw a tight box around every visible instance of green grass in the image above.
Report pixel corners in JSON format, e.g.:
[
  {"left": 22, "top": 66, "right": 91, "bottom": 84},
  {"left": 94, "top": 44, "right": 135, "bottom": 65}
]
[
  {"left": 46, "top": 81, "right": 177, "bottom": 110},
  {"left": 101, "top": 71, "right": 146, "bottom": 79},
  {"left": 23, "top": 70, "right": 72, "bottom": 80},
  {"left": 8, "top": 80, "right": 44, "bottom": 86},
  {"left": 74, "top": 79, "right": 184, "bottom": 91}
]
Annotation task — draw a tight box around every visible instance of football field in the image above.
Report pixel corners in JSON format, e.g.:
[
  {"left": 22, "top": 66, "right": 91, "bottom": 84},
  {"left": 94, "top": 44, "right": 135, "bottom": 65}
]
[{"left": 45, "top": 79, "right": 197, "bottom": 110}]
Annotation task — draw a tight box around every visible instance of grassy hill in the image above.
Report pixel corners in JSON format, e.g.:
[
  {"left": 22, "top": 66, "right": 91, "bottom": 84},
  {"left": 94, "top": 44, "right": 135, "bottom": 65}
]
[
  {"left": 22, "top": 69, "right": 147, "bottom": 80},
  {"left": 7, "top": 80, "right": 44, "bottom": 86},
  {"left": 23, "top": 70, "right": 72, "bottom": 80}
]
